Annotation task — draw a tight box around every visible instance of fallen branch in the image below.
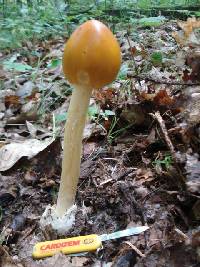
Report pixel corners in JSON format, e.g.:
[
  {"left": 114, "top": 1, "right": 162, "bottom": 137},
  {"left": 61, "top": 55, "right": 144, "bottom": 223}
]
[
  {"left": 151, "top": 112, "right": 176, "bottom": 156},
  {"left": 127, "top": 73, "right": 200, "bottom": 86},
  {"left": 150, "top": 111, "right": 186, "bottom": 186},
  {"left": 123, "top": 241, "right": 145, "bottom": 257}
]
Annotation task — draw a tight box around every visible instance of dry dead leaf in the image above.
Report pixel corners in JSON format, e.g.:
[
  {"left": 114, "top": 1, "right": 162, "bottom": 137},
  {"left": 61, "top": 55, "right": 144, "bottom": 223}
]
[
  {"left": 26, "top": 121, "right": 38, "bottom": 137},
  {"left": 83, "top": 123, "right": 96, "bottom": 140},
  {"left": 83, "top": 123, "right": 104, "bottom": 140},
  {"left": 23, "top": 253, "right": 73, "bottom": 267},
  {"left": 0, "top": 138, "right": 54, "bottom": 171},
  {"left": 153, "top": 89, "right": 174, "bottom": 106},
  {"left": 186, "top": 52, "right": 200, "bottom": 81},
  {"left": 178, "top": 18, "right": 200, "bottom": 38},
  {"left": 93, "top": 87, "right": 116, "bottom": 104},
  {"left": 0, "top": 174, "right": 18, "bottom": 205},
  {"left": 0, "top": 66, "right": 10, "bottom": 80},
  {"left": 135, "top": 168, "right": 154, "bottom": 186},
  {"left": 172, "top": 18, "right": 200, "bottom": 46},
  {"left": 121, "top": 105, "right": 146, "bottom": 125},
  {"left": 16, "top": 80, "right": 35, "bottom": 98},
  {"left": 83, "top": 142, "right": 97, "bottom": 156},
  {"left": 5, "top": 95, "right": 20, "bottom": 107},
  {"left": 71, "top": 257, "right": 88, "bottom": 266},
  {"left": 25, "top": 121, "right": 48, "bottom": 138},
  {"left": 0, "top": 246, "right": 18, "bottom": 267},
  {"left": 7, "top": 98, "right": 39, "bottom": 124},
  {"left": 141, "top": 89, "right": 174, "bottom": 106}
]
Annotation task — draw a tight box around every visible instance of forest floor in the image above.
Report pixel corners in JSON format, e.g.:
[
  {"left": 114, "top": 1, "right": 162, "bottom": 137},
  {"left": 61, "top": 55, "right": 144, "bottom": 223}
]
[{"left": 0, "top": 18, "right": 200, "bottom": 267}]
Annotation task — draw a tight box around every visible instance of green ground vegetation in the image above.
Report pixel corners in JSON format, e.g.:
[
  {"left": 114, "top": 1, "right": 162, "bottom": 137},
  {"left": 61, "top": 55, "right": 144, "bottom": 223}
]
[{"left": 0, "top": 0, "right": 199, "bottom": 50}]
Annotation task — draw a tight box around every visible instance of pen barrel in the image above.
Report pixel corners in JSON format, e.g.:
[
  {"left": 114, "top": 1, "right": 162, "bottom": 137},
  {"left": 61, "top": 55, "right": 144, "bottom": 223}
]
[{"left": 32, "top": 234, "right": 102, "bottom": 259}]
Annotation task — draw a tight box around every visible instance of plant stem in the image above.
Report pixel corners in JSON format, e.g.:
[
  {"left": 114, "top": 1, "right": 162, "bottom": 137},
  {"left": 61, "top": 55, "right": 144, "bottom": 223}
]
[{"left": 55, "top": 85, "right": 92, "bottom": 217}]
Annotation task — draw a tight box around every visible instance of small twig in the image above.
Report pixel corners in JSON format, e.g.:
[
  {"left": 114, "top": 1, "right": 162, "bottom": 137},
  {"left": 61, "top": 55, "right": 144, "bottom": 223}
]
[
  {"left": 123, "top": 241, "right": 145, "bottom": 257},
  {"left": 99, "top": 178, "right": 114, "bottom": 186},
  {"left": 99, "top": 166, "right": 134, "bottom": 186},
  {"left": 150, "top": 111, "right": 176, "bottom": 156},
  {"left": 150, "top": 111, "right": 186, "bottom": 186},
  {"left": 0, "top": 245, "right": 18, "bottom": 266},
  {"left": 127, "top": 73, "right": 200, "bottom": 86},
  {"left": 19, "top": 223, "right": 37, "bottom": 242},
  {"left": 174, "top": 228, "right": 190, "bottom": 244},
  {"left": 116, "top": 168, "right": 136, "bottom": 181}
]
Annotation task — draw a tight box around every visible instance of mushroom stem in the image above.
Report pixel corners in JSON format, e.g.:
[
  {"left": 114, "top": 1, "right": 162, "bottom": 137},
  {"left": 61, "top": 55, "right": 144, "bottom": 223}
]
[{"left": 55, "top": 85, "right": 92, "bottom": 217}]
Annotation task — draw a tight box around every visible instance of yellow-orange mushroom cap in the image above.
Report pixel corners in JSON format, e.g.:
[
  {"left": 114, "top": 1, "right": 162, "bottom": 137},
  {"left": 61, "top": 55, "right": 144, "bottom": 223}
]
[{"left": 62, "top": 20, "right": 121, "bottom": 89}]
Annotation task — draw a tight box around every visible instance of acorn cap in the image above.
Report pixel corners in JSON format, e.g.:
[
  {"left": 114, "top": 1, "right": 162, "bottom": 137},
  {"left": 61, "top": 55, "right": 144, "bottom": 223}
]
[{"left": 62, "top": 20, "right": 121, "bottom": 89}]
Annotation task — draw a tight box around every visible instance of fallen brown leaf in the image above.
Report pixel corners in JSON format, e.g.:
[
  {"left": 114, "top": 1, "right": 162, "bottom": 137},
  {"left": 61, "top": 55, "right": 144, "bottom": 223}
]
[{"left": 0, "top": 138, "right": 54, "bottom": 171}]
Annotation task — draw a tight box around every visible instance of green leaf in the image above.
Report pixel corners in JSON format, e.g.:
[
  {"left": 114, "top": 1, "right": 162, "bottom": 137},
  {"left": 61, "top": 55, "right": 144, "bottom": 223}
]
[
  {"left": 55, "top": 112, "right": 67, "bottom": 123},
  {"left": 104, "top": 110, "right": 115, "bottom": 116},
  {"left": 117, "top": 63, "right": 129, "bottom": 80},
  {"left": 3, "top": 61, "right": 33, "bottom": 72},
  {"left": 131, "top": 16, "right": 166, "bottom": 27},
  {"left": 194, "top": 12, "right": 200, "bottom": 17},
  {"left": 47, "top": 59, "right": 62, "bottom": 68},
  {"left": 142, "top": 16, "right": 166, "bottom": 27},
  {"left": 151, "top": 52, "right": 163, "bottom": 66},
  {"left": 153, "top": 154, "right": 172, "bottom": 169},
  {"left": 88, "top": 106, "right": 99, "bottom": 119}
]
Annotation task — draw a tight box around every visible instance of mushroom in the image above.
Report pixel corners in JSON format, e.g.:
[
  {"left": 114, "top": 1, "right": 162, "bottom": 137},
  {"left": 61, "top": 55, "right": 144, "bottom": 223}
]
[{"left": 40, "top": 20, "right": 121, "bottom": 234}]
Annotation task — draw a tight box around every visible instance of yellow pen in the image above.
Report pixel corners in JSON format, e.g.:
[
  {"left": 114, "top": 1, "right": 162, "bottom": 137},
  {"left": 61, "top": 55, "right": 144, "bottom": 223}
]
[{"left": 33, "top": 226, "right": 149, "bottom": 259}]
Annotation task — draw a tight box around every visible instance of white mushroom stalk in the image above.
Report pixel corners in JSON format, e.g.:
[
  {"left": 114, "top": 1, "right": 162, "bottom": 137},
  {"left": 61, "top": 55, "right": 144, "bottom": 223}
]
[
  {"left": 40, "top": 20, "right": 121, "bottom": 234},
  {"left": 56, "top": 85, "right": 92, "bottom": 216}
]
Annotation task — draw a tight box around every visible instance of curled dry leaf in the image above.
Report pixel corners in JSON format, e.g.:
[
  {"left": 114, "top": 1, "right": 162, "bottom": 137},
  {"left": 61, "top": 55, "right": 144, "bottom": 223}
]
[
  {"left": 135, "top": 168, "right": 154, "bottom": 186},
  {"left": 141, "top": 89, "right": 174, "bottom": 106},
  {"left": 172, "top": 18, "right": 200, "bottom": 46},
  {"left": 177, "top": 18, "right": 200, "bottom": 38},
  {"left": 0, "top": 138, "right": 54, "bottom": 171},
  {"left": 93, "top": 87, "right": 116, "bottom": 104},
  {"left": 4, "top": 95, "right": 20, "bottom": 108}
]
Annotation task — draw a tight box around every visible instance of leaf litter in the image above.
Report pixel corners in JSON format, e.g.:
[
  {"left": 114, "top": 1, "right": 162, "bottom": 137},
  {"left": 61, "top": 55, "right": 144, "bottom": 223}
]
[
  {"left": 0, "top": 17, "right": 200, "bottom": 267},
  {"left": 0, "top": 138, "right": 54, "bottom": 172}
]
